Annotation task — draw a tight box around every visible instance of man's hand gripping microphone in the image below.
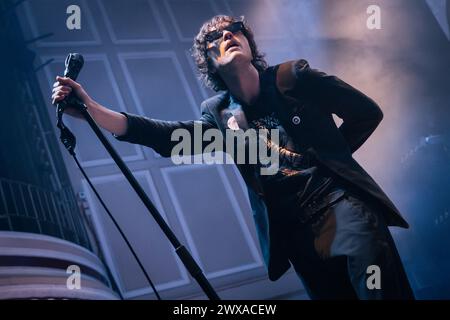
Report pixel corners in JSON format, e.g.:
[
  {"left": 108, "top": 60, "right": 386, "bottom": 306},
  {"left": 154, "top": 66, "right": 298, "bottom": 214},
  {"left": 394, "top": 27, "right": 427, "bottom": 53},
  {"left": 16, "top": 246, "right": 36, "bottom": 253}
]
[{"left": 56, "top": 53, "right": 85, "bottom": 155}]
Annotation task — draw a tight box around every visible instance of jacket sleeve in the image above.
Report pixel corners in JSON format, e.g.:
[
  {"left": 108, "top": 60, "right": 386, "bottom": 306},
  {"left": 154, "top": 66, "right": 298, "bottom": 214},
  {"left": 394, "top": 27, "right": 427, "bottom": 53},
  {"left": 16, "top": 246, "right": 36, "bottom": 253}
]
[
  {"left": 114, "top": 103, "right": 218, "bottom": 157},
  {"left": 293, "top": 59, "right": 383, "bottom": 154}
]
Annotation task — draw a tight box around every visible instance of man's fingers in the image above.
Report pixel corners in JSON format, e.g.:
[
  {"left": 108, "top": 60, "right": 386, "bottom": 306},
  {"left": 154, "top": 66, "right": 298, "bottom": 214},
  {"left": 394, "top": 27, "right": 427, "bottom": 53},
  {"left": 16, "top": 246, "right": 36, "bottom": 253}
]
[
  {"left": 52, "top": 85, "right": 72, "bottom": 94},
  {"left": 51, "top": 94, "right": 63, "bottom": 102},
  {"left": 52, "top": 92, "right": 66, "bottom": 101},
  {"left": 55, "top": 76, "right": 77, "bottom": 87},
  {"left": 52, "top": 96, "right": 65, "bottom": 105}
]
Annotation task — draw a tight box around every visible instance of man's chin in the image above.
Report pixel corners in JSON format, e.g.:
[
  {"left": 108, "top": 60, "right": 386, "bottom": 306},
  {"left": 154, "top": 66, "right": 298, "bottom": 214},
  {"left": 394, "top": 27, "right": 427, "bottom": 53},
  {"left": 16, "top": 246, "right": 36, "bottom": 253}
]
[
  {"left": 226, "top": 50, "right": 243, "bottom": 59},
  {"left": 221, "top": 52, "right": 247, "bottom": 67}
]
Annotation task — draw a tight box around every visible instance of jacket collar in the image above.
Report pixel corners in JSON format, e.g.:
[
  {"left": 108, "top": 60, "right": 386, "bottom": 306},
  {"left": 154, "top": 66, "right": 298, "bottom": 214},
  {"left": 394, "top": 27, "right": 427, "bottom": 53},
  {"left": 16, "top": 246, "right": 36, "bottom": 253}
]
[{"left": 202, "top": 65, "right": 279, "bottom": 117}]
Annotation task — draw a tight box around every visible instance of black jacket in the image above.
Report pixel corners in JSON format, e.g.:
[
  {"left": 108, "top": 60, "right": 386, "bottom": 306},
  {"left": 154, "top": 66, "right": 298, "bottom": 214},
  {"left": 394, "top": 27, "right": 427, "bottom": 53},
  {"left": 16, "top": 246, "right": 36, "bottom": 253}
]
[{"left": 116, "top": 59, "right": 408, "bottom": 281}]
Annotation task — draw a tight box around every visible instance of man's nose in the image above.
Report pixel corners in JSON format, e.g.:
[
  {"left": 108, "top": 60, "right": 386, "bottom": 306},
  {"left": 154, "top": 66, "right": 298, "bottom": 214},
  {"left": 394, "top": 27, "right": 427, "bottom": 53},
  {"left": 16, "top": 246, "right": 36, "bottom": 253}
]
[{"left": 222, "top": 30, "right": 233, "bottom": 42}]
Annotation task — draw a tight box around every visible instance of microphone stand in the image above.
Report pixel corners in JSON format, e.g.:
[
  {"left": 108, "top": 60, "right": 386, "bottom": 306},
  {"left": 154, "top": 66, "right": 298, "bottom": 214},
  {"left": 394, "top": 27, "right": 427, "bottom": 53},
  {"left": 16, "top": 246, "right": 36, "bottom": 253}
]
[{"left": 58, "top": 99, "right": 220, "bottom": 300}]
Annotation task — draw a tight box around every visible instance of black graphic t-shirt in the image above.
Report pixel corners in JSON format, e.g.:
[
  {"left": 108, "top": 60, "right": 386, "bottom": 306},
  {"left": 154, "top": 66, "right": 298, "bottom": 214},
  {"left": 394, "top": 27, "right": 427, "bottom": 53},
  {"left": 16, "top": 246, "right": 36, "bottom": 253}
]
[{"left": 220, "top": 94, "right": 335, "bottom": 219}]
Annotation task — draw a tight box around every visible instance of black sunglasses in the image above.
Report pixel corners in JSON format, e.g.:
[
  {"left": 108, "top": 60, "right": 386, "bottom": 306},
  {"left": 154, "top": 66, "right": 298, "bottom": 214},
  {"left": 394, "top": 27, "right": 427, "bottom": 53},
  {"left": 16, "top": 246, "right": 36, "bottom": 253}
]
[{"left": 205, "top": 21, "right": 244, "bottom": 43}]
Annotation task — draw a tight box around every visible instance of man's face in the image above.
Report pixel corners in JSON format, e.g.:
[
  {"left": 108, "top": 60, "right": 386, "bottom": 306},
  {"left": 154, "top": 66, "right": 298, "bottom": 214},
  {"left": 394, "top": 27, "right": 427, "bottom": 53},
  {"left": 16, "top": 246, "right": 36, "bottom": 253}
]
[{"left": 205, "top": 21, "right": 253, "bottom": 72}]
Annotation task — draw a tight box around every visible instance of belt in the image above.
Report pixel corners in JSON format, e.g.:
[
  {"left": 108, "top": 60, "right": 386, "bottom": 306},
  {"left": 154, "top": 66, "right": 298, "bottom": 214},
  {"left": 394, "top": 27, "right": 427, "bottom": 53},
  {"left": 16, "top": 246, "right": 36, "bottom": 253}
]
[{"left": 297, "top": 187, "right": 347, "bottom": 224}]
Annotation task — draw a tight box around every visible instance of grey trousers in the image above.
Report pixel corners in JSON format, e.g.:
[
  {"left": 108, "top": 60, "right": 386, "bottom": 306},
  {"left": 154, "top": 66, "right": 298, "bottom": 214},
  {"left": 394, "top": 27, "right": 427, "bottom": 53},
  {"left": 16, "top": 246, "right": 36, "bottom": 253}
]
[{"left": 286, "top": 189, "right": 415, "bottom": 300}]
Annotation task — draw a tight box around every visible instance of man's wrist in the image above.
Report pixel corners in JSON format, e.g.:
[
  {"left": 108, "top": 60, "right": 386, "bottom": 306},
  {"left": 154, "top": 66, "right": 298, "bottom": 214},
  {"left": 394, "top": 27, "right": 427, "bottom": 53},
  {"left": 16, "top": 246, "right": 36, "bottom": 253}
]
[{"left": 85, "top": 98, "right": 99, "bottom": 114}]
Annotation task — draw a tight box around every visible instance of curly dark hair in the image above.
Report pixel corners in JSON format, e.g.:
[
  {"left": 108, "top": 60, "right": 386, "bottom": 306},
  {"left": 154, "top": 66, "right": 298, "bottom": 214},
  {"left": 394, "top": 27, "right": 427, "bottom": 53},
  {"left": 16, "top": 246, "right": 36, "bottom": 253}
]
[{"left": 191, "top": 15, "right": 268, "bottom": 92}]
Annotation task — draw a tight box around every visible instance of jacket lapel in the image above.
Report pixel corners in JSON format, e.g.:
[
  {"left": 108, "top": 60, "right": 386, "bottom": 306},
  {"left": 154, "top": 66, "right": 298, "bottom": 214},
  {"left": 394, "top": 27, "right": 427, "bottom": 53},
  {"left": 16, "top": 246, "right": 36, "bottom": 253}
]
[{"left": 202, "top": 91, "right": 230, "bottom": 134}]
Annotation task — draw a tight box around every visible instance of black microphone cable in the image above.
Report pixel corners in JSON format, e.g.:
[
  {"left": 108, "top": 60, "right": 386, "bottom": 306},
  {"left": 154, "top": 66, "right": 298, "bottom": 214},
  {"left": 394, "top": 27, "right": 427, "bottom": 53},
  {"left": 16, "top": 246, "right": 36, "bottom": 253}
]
[{"left": 72, "top": 154, "right": 161, "bottom": 300}]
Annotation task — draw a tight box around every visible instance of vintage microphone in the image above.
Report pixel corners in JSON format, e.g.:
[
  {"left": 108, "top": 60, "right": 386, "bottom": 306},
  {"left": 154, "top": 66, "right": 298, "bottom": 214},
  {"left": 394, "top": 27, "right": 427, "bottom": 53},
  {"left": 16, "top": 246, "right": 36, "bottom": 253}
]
[{"left": 55, "top": 53, "right": 220, "bottom": 300}]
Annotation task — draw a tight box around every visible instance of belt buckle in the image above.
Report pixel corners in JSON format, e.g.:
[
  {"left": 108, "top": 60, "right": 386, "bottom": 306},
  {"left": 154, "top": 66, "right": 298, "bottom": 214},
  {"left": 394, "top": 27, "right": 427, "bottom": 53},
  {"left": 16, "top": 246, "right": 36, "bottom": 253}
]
[
  {"left": 308, "top": 200, "right": 320, "bottom": 212},
  {"left": 298, "top": 200, "right": 319, "bottom": 224}
]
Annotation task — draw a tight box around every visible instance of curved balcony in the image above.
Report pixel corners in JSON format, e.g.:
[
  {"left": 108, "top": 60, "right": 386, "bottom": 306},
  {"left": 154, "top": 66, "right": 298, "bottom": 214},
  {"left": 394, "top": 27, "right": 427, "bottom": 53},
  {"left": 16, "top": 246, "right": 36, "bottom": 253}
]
[
  {"left": 0, "top": 231, "right": 119, "bottom": 299},
  {"left": 0, "top": 178, "right": 120, "bottom": 299}
]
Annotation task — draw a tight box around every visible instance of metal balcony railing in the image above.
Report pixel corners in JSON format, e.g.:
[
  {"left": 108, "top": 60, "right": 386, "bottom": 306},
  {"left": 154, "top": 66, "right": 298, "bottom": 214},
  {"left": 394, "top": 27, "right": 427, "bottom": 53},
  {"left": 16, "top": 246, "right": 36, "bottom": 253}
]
[{"left": 0, "top": 177, "right": 91, "bottom": 250}]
